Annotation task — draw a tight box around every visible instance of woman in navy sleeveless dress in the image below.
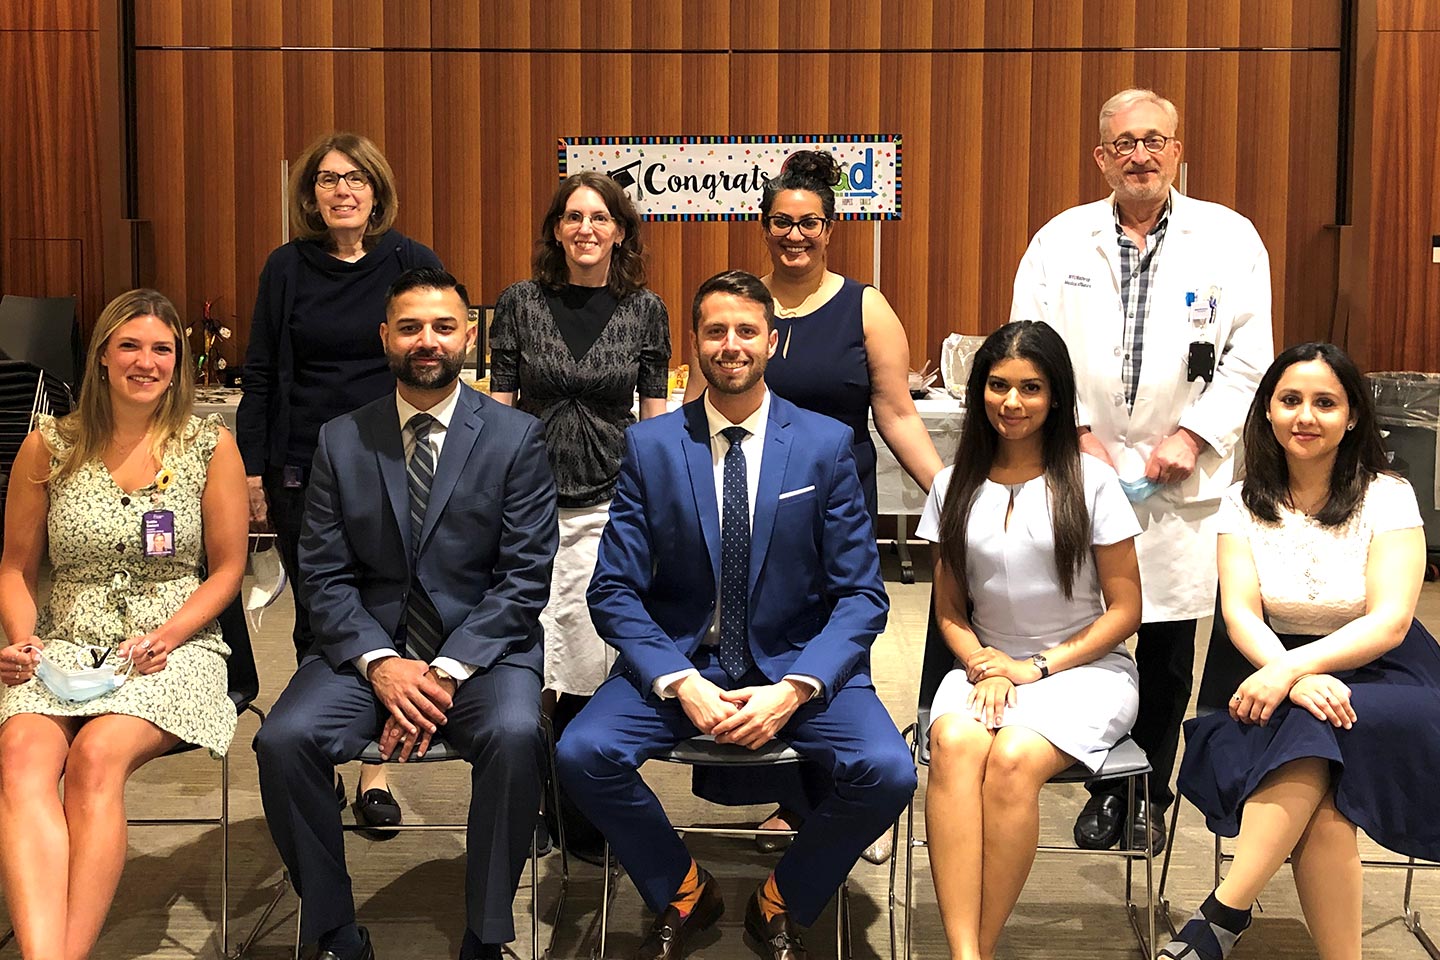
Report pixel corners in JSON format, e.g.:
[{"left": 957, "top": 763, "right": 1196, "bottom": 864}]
[{"left": 1161, "top": 343, "right": 1440, "bottom": 960}]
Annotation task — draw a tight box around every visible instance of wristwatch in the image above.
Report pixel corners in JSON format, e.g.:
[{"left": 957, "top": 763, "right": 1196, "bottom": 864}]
[
  {"left": 429, "top": 666, "right": 456, "bottom": 686},
  {"left": 1029, "top": 654, "right": 1050, "bottom": 679}
]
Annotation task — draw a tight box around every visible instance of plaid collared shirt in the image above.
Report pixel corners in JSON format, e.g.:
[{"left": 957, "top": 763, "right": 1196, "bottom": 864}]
[{"left": 1115, "top": 198, "right": 1171, "bottom": 409}]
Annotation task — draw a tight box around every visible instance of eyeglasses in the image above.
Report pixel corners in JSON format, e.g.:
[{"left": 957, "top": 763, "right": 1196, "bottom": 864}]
[
  {"left": 1103, "top": 134, "right": 1174, "bottom": 157},
  {"left": 314, "top": 169, "right": 372, "bottom": 191},
  {"left": 560, "top": 210, "right": 615, "bottom": 229},
  {"left": 764, "top": 215, "right": 830, "bottom": 238}
]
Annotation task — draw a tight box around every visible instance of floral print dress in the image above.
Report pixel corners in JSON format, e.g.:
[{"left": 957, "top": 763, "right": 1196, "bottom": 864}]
[{"left": 0, "top": 414, "right": 236, "bottom": 757}]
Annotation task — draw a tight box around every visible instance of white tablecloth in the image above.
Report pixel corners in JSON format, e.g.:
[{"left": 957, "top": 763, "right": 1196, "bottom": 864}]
[
  {"left": 194, "top": 388, "right": 241, "bottom": 433},
  {"left": 869, "top": 392, "right": 964, "bottom": 515}
]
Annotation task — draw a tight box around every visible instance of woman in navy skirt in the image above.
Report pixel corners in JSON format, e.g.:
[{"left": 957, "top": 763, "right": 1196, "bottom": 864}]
[{"left": 1164, "top": 342, "right": 1440, "bottom": 960}]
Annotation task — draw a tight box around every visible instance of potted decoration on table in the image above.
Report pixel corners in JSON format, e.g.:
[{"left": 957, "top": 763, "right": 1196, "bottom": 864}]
[{"left": 187, "top": 299, "right": 233, "bottom": 388}]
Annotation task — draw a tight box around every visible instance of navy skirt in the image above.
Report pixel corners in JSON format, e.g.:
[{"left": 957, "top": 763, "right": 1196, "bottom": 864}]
[{"left": 1178, "top": 619, "right": 1440, "bottom": 862}]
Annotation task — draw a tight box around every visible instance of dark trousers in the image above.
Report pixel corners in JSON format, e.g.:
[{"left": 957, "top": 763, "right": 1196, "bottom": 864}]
[
  {"left": 1090, "top": 618, "right": 1197, "bottom": 810},
  {"left": 263, "top": 467, "right": 313, "bottom": 663},
  {"left": 556, "top": 653, "right": 916, "bottom": 927},
  {"left": 254, "top": 656, "right": 544, "bottom": 945}
]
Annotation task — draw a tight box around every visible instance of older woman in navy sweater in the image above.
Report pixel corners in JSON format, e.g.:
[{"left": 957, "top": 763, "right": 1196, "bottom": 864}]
[{"left": 236, "top": 131, "right": 441, "bottom": 830}]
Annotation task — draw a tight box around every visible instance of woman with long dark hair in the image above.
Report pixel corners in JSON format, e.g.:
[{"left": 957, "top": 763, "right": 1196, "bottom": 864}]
[
  {"left": 917, "top": 321, "right": 1142, "bottom": 960},
  {"left": 1163, "top": 343, "right": 1439, "bottom": 960}
]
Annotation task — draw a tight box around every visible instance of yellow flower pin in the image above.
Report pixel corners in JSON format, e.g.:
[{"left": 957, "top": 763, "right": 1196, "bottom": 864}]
[{"left": 154, "top": 468, "right": 174, "bottom": 492}]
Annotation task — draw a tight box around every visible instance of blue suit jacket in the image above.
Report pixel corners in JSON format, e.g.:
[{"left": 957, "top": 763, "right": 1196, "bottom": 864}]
[
  {"left": 299, "top": 386, "right": 559, "bottom": 673},
  {"left": 588, "top": 393, "right": 887, "bottom": 699}
]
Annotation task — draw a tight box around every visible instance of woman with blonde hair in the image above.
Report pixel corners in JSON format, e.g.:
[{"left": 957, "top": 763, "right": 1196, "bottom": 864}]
[{"left": 0, "top": 289, "right": 247, "bottom": 958}]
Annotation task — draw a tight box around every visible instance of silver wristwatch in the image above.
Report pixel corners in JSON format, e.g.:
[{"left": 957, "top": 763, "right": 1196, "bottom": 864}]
[{"left": 1030, "top": 654, "right": 1050, "bottom": 679}]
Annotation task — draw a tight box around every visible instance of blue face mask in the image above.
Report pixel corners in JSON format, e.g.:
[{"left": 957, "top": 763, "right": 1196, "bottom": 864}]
[
  {"left": 35, "top": 651, "right": 131, "bottom": 703},
  {"left": 1119, "top": 477, "right": 1163, "bottom": 503}
]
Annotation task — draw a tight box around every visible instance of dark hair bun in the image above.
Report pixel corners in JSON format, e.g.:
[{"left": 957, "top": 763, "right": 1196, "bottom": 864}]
[{"left": 782, "top": 150, "right": 842, "bottom": 187}]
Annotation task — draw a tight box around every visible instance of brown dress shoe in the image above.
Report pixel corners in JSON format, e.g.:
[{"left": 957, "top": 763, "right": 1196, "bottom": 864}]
[
  {"left": 743, "top": 886, "right": 809, "bottom": 960},
  {"left": 634, "top": 868, "right": 724, "bottom": 960}
]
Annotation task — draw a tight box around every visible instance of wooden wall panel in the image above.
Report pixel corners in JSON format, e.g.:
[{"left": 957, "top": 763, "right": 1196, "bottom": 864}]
[
  {"left": 1369, "top": 30, "right": 1440, "bottom": 370},
  {"left": 128, "top": 1, "right": 1345, "bottom": 375},
  {"left": 133, "top": 0, "right": 1342, "bottom": 50},
  {"left": 1377, "top": 0, "right": 1440, "bottom": 31},
  {"left": 0, "top": 20, "right": 103, "bottom": 330}
]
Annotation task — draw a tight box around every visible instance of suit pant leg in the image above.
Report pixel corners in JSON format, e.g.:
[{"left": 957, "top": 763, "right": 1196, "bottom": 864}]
[
  {"left": 773, "top": 683, "right": 917, "bottom": 927},
  {"left": 1090, "top": 618, "right": 1197, "bottom": 808},
  {"left": 252, "top": 656, "right": 386, "bottom": 943},
  {"left": 439, "top": 661, "right": 544, "bottom": 945},
  {"left": 555, "top": 673, "right": 700, "bottom": 914}
]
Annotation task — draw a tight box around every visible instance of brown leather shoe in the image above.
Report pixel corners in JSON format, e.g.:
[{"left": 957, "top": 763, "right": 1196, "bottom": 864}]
[
  {"left": 634, "top": 867, "right": 724, "bottom": 960},
  {"left": 743, "top": 885, "right": 809, "bottom": 960}
]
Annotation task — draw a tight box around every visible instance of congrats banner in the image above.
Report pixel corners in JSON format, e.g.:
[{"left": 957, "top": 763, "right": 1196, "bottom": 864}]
[{"left": 557, "top": 134, "right": 901, "bottom": 221}]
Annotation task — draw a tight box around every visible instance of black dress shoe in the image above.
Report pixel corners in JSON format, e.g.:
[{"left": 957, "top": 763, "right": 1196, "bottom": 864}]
[
  {"left": 1073, "top": 793, "right": 1125, "bottom": 850},
  {"left": 743, "top": 886, "right": 808, "bottom": 960},
  {"left": 308, "top": 925, "right": 375, "bottom": 960},
  {"left": 354, "top": 783, "right": 403, "bottom": 838},
  {"left": 635, "top": 867, "right": 724, "bottom": 960},
  {"left": 1127, "top": 798, "right": 1166, "bottom": 855}
]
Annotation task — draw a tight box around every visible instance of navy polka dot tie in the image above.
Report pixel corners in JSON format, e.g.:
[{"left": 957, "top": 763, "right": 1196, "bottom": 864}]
[{"left": 718, "top": 426, "right": 754, "bottom": 681}]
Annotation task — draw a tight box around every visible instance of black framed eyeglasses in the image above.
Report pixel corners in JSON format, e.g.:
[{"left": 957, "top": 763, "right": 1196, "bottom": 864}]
[
  {"left": 1103, "top": 134, "right": 1173, "bottom": 157},
  {"left": 764, "top": 215, "right": 830, "bottom": 238},
  {"left": 314, "top": 169, "right": 372, "bottom": 191}
]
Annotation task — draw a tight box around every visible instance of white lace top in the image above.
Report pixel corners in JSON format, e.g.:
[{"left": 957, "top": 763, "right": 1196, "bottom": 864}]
[{"left": 1217, "top": 473, "right": 1423, "bottom": 636}]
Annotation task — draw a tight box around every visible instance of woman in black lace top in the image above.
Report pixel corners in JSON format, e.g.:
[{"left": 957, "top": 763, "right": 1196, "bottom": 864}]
[{"left": 489, "top": 172, "right": 670, "bottom": 752}]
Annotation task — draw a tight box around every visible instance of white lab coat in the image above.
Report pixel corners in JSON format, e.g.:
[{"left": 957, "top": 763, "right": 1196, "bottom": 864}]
[{"left": 1010, "top": 189, "right": 1273, "bottom": 621}]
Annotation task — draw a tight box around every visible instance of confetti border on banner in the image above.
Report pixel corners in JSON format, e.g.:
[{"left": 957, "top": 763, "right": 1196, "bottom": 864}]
[{"left": 558, "top": 134, "right": 902, "bottom": 222}]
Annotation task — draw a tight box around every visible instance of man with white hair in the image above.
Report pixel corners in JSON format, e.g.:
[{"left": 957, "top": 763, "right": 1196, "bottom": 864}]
[{"left": 1010, "top": 88, "right": 1273, "bottom": 853}]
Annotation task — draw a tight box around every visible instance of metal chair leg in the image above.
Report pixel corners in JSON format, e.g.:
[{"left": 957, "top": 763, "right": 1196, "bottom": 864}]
[
  {"left": 1404, "top": 856, "right": 1440, "bottom": 959},
  {"left": 595, "top": 840, "right": 613, "bottom": 960},
  {"left": 887, "top": 811, "right": 902, "bottom": 960},
  {"left": 221, "top": 751, "right": 230, "bottom": 957},
  {"left": 903, "top": 791, "right": 917, "bottom": 960},
  {"left": 1156, "top": 795, "right": 1183, "bottom": 937},
  {"left": 226, "top": 870, "right": 290, "bottom": 959}
]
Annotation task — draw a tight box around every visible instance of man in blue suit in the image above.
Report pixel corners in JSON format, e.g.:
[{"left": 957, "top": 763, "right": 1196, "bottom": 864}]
[
  {"left": 254, "top": 268, "right": 558, "bottom": 960},
  {"left": 557, "top": 270, "right": 915, "bottom": 960}
]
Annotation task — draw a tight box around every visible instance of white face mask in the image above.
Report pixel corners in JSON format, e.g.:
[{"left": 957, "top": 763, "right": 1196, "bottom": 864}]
[
  {"left": 244, "top": 537, "right": 288, "bottom": 632},
  {"left": 35, "top": 648, "right": 132, "bottom": 703}
]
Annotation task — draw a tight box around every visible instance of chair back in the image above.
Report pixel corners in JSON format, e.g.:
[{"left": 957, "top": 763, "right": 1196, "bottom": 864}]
[
  {"left": 216, "top": 594, "right": 260, "bottom": 712},
  {"left": 913, "top": 594, "right": 956, "bottom": 765},
  {"left": 0, "top": 295, "right": 81, "bottom": 388}
]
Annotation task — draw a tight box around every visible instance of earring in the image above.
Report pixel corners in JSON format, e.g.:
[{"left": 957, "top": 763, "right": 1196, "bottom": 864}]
[{"left": 1346, "top": 423, "right": 1355, "bottom": 431}]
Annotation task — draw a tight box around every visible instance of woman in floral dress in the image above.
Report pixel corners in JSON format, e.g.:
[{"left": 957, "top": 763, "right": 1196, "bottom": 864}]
[{"left": 0, "top": 289, "right": 247, "bottom": 959}]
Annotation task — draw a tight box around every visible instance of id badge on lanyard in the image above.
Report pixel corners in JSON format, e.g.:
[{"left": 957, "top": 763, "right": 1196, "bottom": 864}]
[{"left": 143, "top": 510, "right": 175, "bottom": 558}]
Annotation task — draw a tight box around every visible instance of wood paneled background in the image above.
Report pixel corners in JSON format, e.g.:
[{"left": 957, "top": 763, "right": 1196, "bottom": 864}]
[
  {"left": 1368, "top": 1, "right": 1440, "bottom": 369},
  {"left": 5, "top": 2, "right": 1433, "bottom": 374},
  {"left": 0, "top": 0, "right": 104, "bottom": 326}
]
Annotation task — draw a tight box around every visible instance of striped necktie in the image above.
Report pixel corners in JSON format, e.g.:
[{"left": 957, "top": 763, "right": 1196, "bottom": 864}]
[{"left": 405, "top": 413, "right": 441, "bottom": 660}]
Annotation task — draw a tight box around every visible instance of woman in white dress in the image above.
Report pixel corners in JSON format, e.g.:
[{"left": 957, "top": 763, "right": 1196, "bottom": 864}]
[
  {"left": 917, "top": 320, "right": 1143, "bottom": 960},
  {"left": 1163, "top": 343, "right": 1438, "bottom": 960}
]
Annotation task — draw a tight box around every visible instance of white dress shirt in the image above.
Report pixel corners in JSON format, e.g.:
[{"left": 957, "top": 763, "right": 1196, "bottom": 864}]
[
  {"left": 354, "top": 382, "right": 478, "bottom": 685},
  {"left": 655, "top": 390, "right": 819, "bottom": 701}
]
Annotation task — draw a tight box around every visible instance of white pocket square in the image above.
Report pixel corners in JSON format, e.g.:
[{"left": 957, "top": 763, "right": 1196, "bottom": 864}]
[{"left": 778, "top": 485, "right": 816, "bottom": 500}]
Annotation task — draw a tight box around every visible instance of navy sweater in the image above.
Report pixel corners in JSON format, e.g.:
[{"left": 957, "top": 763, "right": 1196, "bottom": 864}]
[{"left": 235, "top": 230, "right": 442, "bottom": 477}]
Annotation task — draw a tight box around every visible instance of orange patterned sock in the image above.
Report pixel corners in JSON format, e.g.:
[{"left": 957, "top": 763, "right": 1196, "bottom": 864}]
[
  {"left": 759, "top": 872, "right": 787, "bottom": 922},
  {"left": 668, "top": 859, "right": 705, "bottom": 918}
]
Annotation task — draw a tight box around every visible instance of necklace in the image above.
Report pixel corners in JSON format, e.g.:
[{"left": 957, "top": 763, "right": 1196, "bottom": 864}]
[{"left": 1288, "top": 488, "right": 1328, "bottom": 518}]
